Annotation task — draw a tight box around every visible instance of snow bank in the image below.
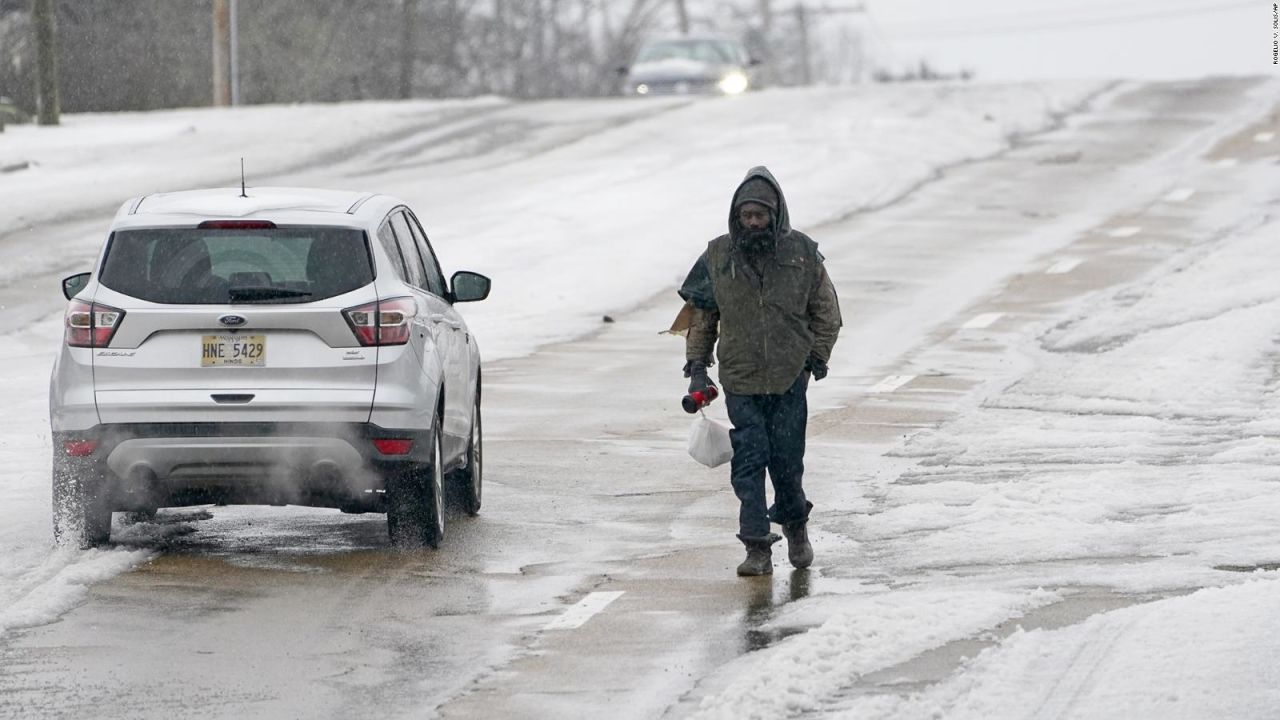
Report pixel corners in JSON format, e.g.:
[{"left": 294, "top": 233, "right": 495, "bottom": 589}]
[
  {"left": 689, "top": 588, "right": 1060, "bottom": 720},
  {"left": 841, "top": 579, "right": 1280, "bottom": 719}
]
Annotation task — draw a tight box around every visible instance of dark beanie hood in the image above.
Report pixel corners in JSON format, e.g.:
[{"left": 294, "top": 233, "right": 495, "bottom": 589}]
[
  {"left": 735, "top": 177, "right": 778, "bottom": 213},
  {"left": 729, "top": 166, "right": 791, "bottom": 242}
]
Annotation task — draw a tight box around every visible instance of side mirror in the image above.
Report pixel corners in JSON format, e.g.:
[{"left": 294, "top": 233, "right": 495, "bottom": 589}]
[
  {"left": 450, "top": 270, "right": 491, "bottom": 303},
  {"left": 747, "top": 57, "right": 763, "bottom": 67},
  {"left": 615, "top": 65, "right": 630, "bottom": 76},
  {"left": 62, "top": 272, "right": 91, "bottom": 300}
]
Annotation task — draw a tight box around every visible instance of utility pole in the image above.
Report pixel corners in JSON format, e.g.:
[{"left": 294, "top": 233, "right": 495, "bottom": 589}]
[
  {"left": 792, "top": 3, "right": 864, "bottom": 86},
  {"left": 229, "top": 0, "right": 241, "bottom": 106},
  {"left": 755, "top": 0, "right": 774, "bottom": 85},
  {"left": 32, "top": 0, "right": 60, "bottom": 125},
  {"left": 673, "top": 0, "right": 689, "bottom": 35},
  {"left": 399, "top": 0, "right": 419, "bottom": 98},
  {"left": 759, "top": 0, "right": 772, "bottom": 36},
  {"left": 212, "top": 0, "right": 231, "bottom": 106},
  {"left": 794, "top": 3, "right": 810, "bottom": 86}
]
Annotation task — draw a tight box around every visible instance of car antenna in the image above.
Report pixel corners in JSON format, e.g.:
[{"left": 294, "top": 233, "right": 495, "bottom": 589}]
[{"left": 239, "top": 158, "right": 248, "bottom": 198}]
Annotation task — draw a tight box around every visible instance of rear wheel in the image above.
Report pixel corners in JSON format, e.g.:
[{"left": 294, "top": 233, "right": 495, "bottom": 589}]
[
  {"left": 447, "top": 390, "right": 483, "bottom": 516},
  {"left": 51, "top": 455, "right": 112, "bottom": 549},
  {"left": 385, "top": 421, "right": 445, "bottom": 549}
]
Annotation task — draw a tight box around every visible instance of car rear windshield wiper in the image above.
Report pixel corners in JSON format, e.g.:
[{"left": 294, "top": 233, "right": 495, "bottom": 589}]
[{"left": 227, "top": 286, "right": 314, "bottom": 301}]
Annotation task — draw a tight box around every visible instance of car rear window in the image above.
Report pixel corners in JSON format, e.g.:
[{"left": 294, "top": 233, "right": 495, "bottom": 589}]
[{"left": 99, "top": 227, "right": 373, "bottom": 304}]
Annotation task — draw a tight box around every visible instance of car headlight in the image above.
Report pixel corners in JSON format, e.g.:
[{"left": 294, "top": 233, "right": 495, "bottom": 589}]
[
  {"left": 635, "top": 83, "right": 650, "bottom": 95},
  {"left": 717, "top": 72, "right": 749, "bottom": 95}
]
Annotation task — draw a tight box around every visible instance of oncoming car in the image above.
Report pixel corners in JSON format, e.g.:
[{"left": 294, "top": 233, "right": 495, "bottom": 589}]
[
  {"left": 620, "top": 34, "right": 759, "bottom": 96},
  {"left": 49, "top": 187, "right": 490, "bottom": 549}
]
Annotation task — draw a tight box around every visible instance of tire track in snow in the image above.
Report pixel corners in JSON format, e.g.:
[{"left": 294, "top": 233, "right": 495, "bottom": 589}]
[{"left": 1030, "top": 614, "right": 1139, "bottom": 720}]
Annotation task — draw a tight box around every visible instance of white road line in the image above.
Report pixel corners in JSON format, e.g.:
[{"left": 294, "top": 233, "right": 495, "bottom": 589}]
[
  {"left": 1045, "top": 258, "right": 1082, "bottom": 275},
  {"left": 1255, "top": 131, "right": 1275, "bottom": 143},
  {"left": 868, "top": 374, "right": 915, "bottom": 393},
  {"left": 961, "top": 312, "right": 1004, "bottom": 330},
  {"left": 1106, "top": 226, "right": 1141, "bottom": 238},
  {"left": 544, "top": 591, "right": 625, "bottom": 631},
  {"left": 1162, "top": 187, "right": 1196, "bottom": 203}
]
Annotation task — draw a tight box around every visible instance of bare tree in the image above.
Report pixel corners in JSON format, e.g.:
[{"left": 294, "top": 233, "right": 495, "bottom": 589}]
[
  {"left": 398, "top": 0, "right": 418, "bottom": 99},
  {"left": 31, "top": 0, "right": 58, "bottom": 124},
  {"left": 5, "top": 0, "right": 716, "bottom": 112}
]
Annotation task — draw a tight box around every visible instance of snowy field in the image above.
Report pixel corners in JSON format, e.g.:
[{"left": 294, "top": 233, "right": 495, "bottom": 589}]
[{"left": 4, "top": 77, "right": 1280, "bottom": 717}]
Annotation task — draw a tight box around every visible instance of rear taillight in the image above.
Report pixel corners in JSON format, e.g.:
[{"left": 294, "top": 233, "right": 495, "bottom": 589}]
[
  {"left": 63, "top": 439, "right": 98, "bottom": 457},
  {"left": 342, "top": 297, "right": 415, "bottom": 347},
  {"left": 372, "top": 438, "right": 414, "bottom": 455},
  {"left": 65, "top": 299, "right": 125, "bottom": 348}
]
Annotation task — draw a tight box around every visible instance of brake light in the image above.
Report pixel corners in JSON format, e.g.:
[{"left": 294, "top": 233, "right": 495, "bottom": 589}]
[
  {"left": 65, "top": 299, "right": 125, "bottom": 348},
  {"left": 342, "top": 297, "right": 415, "bottom": 346},
  {"left": 198, "top": 220, "right": 277, "bottom": 230},
  {"left": 63, "top": 439, "right": 98, "bottom": 457},
  {"left": 372, "top": 438, "right": 414, "bottom": 455}
]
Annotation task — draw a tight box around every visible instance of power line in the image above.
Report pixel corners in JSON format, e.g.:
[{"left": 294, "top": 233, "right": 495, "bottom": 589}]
[
  {"left": 881, "top": 0, "right": 1252, "bottom": 39},
  {"left": 860, "top": 3, "right": 900, "bottom": 66},
  {"left": 883, "top": 0, "right": 1239, "bottom": 29}
]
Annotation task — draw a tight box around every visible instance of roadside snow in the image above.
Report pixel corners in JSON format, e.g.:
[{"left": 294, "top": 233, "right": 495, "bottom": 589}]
[
  {"left": 836, "top": 579, "right": 1280, "bottom": 719},
  {"left": 875, "top": 205, "right": 1280, "bottom": 582},
  {"left": 688, "top": 588, "right": 1060, "bottom": 720},
  {"left": 0, "top": 318, "right": 154, "bottom": 635}
]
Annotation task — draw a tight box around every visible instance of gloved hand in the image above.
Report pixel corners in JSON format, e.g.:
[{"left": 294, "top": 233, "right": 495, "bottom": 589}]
[
  {"left": 684, "top": 360, "right": 716, "bottom": 394},
  {"left": 804, "top": 355, "right": 828, "bottom": 381}
]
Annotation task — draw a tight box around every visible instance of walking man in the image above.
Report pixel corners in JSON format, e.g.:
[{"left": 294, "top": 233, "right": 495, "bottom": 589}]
[{"left": 679, "top": 166, "right": 842, "bottom": 576}]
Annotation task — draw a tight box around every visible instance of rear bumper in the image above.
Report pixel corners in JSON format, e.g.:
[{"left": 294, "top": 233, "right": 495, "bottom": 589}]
[{"left": 53, "top": 422, "right": 433, "bottom": 512}]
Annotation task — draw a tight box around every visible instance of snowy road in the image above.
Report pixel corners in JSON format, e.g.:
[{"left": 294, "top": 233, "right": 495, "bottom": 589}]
[{"left": 2, "top": 77, "right": 1280, "bottom": 719}]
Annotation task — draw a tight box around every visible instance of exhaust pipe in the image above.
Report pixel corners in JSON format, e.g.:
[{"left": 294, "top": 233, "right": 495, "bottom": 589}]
[
  {"left": 308, "top": 460, "right": 342, "bottom": 491},
  {"left": 121, "top": 463, "right": 162, "bottom": 511}
]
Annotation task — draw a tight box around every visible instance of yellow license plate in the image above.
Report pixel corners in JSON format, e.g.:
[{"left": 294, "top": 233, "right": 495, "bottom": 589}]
[{"left": 201, "top": 334, "right": 266, "bottom": 367}]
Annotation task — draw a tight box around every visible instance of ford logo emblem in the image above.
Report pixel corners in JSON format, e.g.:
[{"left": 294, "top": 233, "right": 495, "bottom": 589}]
[{"left": 218, "top": 314, "right": 248, "bottom": 327}]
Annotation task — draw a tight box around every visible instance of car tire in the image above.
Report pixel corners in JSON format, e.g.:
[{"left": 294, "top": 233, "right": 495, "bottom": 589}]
[
  {"left": 51, "top": 455, "right": 112, "bottom": 549},
  {"left": 385, "top": 419, "right": 445, "bottom": 549},
  {"left": 447, "top": 388, "right": 482, "bottom": 517}
]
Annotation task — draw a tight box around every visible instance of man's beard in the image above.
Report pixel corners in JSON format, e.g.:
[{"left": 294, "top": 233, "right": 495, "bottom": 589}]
[{"left": 740, "top": 228, "right": 775, "bottom": 253}]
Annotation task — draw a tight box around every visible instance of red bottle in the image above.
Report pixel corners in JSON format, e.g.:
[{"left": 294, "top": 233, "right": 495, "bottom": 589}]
[{"left": 682, "top": 386, "right": 719, "bottom": 414}]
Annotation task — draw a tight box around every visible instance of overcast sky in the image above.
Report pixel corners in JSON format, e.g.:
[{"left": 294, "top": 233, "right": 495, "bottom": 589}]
[{"left": 864, "top": 0, "right": 1264, "bottom": 80}]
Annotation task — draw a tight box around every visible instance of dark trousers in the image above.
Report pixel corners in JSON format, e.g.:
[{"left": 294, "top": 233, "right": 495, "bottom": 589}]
[{"left": 725, "top": 372, "right": 811, "bottom": 539}]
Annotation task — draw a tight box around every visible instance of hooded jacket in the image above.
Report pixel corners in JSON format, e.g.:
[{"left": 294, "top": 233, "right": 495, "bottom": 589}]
[{"left": 679, "top": 166, "right": 842, "bottom": 395}]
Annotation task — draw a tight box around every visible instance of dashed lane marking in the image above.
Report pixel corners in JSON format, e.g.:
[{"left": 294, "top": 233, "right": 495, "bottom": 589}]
[
  {"left": 1162, "top": 187, "right": 1196, "bottom": 203},
  {"left": 1255, "top": 132, "right": 1275, "bottom": 143},
  {"left": 1045, "top": 259, "right": 1082, "bottom": 275},
  {"left": 544, "top": 591, "right": 625, "bottom": 631},
  {"left": 868, "top": 374, "right": 915, "bottom": 393},
  {"left": 961, "top": 312, "right": 1004, "bottom": 330},
  {"left": 1106, "top": 226, "right": 1142, "bottom": 238}
]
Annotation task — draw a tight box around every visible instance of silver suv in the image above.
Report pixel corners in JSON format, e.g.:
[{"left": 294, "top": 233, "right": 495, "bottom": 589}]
[{"left": 49, "top": 187, "right": 490, "bottom": 549}]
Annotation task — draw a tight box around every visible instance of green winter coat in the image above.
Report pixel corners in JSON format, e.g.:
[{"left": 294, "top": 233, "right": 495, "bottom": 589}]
[{"left": 679, "top": 167, "right": 842, "bottom": 395}]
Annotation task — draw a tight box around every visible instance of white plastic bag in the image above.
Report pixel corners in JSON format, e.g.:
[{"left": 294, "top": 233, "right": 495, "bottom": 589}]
[{"left": 688, "top": 411, "right": 734, "bottom": 468}]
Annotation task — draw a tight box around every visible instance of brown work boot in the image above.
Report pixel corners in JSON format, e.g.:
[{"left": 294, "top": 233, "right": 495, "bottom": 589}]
[
  {"left": 782, "top": 520, "right": 813, "bottom": 569},
  {"left": 736, "top": 534, "right": 780, "bottom": 577}
]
